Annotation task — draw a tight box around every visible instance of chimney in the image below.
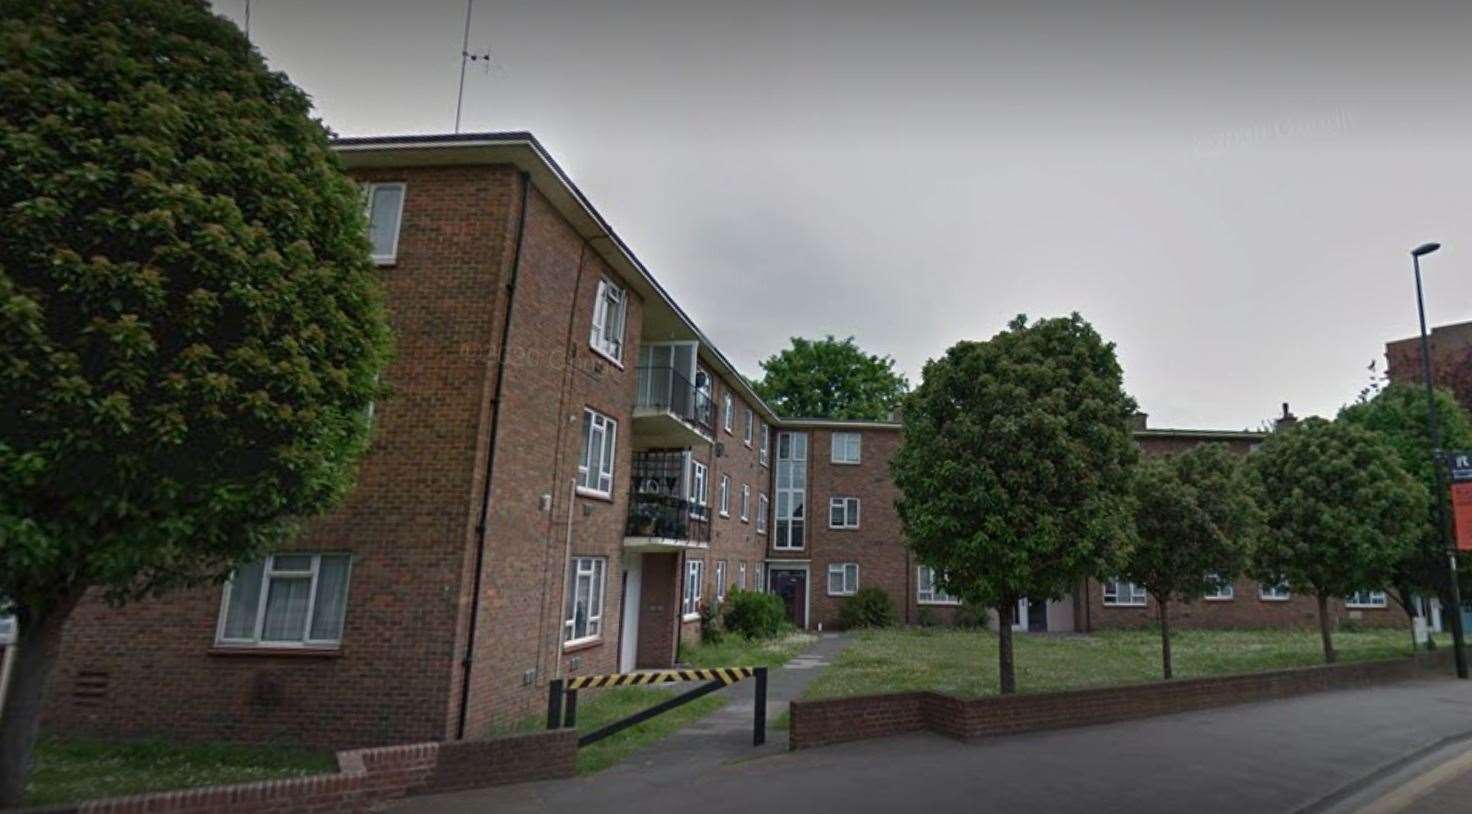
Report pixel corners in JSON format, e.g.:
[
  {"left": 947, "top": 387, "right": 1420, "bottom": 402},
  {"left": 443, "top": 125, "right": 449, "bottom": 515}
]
[
  {"left": 1274, "top": 402, "right": 1298, "bottom": 432},
  {"left": 1129, "top": 412, "right": 1148, "bottom": 431}
]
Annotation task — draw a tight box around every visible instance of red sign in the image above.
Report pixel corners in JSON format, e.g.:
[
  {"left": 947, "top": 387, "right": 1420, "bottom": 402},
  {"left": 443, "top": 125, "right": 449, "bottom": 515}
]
[{"left": 1452, "top": 481, "right": 1472, "bottom": 551}]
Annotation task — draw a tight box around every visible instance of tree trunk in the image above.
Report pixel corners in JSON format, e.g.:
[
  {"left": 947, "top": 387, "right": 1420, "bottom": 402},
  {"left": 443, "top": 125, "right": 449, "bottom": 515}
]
[
  {"left": 0, "top": 597, "right": 79, "bottom": 808},
  {"left": 1157, "top": 594, "right": 1173, "bottom": 680},
  {"left": 997, "top": 600, "right": 1016, "bottom": 695},
  {"left": 1316, "top": 593, "right": 1336, "bottom": 664}
]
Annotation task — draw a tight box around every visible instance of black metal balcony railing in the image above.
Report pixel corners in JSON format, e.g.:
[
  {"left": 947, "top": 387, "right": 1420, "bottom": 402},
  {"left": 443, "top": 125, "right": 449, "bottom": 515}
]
[
  {"left": 635, "top": 366, "right": 715, "bottom": 435},
  {"left": 625, "top": 493, "right": 712, "bottom": 544}
]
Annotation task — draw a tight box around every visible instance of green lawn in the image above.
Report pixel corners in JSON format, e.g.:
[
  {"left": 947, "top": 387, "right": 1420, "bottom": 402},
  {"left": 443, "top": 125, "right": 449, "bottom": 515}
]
[
  {"left": 24, "top": 737, "right": 336, "bottom": 808},
  {"left": 803, "top": 627, "right": 1417, "bottom": 700},
  {"left": 678, "top": 629, "right": 818, "bottom": 668}
]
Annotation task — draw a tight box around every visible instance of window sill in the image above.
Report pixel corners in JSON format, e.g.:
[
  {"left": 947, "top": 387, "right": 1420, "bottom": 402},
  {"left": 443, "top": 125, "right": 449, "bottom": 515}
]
[
  {"left": 682, "top": 613, "right": 701, "bottom": 623},
  {"left": 1102, "top": 603, "right": 1147, "bottom": 608},
  {"left": 1345, "top": 605, "right": 1386, "bottom": 610},
  {"left": 588, "top": 343, "right": 626, "bottom": 370},
  {"left": 576, "top": 487, "right": 614, "bottom": 503},
  {"left": 829, "top": 526, "right": 860, "bottom": 532},
  {"left": 740, "top": 517, "right": 749, "bottom": 524},
  {"left": 719, "top": 511, "right": 730, "bottom": 518},
  {"left": 371, "top": 257, "right": 398, "bottom": 267},
  {"left": 562, "top": 638, "right": 603, "bottom": 654},
  {"left": 827, "top": 592, "right": 857, "bottom": 598},
  {"left": 1203, "top": 596, "right": 1235, "bottom": 602},
  {"left": 209, "top": 646, "right": 342, "bottom": 658},
  {"left": 918, "top": 600, "right": 962, "bottom": 607},
  {"left": 1259, "top": 597, "right": 1291, "bottom": 603},
  {"left": 831, "top": 460, "right": 861, "bottom": 466}
]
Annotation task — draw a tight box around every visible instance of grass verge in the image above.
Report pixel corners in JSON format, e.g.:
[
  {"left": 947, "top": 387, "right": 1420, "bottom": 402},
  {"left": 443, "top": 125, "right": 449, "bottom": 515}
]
[{"left": 803, "top": 627, "right": 1416, "bottom": 700}]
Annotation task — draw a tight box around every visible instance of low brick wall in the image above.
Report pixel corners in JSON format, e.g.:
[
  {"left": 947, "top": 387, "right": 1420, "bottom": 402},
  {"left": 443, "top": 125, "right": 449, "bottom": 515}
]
[
  {"left": 23, "top": 729, "right": 576, "bottom": 813},
  {"left": 790, "top": 650, "right": 1454, "bottom": 750}
]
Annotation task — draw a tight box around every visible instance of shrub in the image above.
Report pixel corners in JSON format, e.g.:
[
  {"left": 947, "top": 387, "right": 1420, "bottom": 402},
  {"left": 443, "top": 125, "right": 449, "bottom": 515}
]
[
  {"left": 722, "top": 589, "right": 787, "bottom": 640},
  {"left": 698, "top": 600, "right": 724, "bottom": 644},
  {"left": 916, "top": 606, "right": 940, "bottom": 628},
  {"left": 838, "top": 587, "right": 897, "bottom": 629},
  {"left": 954, "top": 602, "right": 987, "bottom": 629}
]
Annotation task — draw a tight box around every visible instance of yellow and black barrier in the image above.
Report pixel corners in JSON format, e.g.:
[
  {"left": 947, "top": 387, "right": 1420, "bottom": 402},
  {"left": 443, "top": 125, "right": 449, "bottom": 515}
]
[{"left": 548, "top": 665, "right": 768, "bottom": 747}]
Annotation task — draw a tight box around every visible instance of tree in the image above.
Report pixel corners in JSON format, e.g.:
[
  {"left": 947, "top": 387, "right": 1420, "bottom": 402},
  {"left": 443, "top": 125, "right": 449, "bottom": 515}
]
[
  {"left": 892, "top": 314, "right": 1138, "bottom": 693},
  {"left": 1339, "top": 383, "right": 1472, "bottom": 649},
  {"left": 754, "top": 335, "right": 909, "bottom": 420},
  {"left": 1123, "top": 444, "right": 1258, "bottom": 679},
  {"left": 0, "top": 2, "right": 391, "bottom": 803},
  {"left": 1248, "top": 418, "right": 1425, "bottom": 664}
]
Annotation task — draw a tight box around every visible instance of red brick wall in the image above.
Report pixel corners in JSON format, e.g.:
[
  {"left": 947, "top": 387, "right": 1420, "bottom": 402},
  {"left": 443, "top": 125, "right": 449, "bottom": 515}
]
[
  {"left": 43, "top": 164, "right": 521, "bottom": 749},
  {"left": 637, "top": 552, "right": 680, "bottom": 669},
  {"left": 1082, "top": 576, "right": 1406, "bottom": 631},
  {"left": 790, "top": 650, "right": 1452, "bottom": 750},
  {"left": 1386, "top": 322, "right": 1472, "bottom": 411}
]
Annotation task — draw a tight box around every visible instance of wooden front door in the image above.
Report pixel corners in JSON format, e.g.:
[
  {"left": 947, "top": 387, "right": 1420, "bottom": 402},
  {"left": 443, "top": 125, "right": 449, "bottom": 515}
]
[{"left": 771, "top": 569, "right": 807, "bottom": 629}]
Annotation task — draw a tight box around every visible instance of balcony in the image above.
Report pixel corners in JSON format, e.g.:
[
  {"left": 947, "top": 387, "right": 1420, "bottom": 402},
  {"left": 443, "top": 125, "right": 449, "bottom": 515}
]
[
  {"left": 624, "top": 450, "right": 710, "bottom": 550},
  {"left": 632, "top": 365, "right": 714, "bottom": 449}
]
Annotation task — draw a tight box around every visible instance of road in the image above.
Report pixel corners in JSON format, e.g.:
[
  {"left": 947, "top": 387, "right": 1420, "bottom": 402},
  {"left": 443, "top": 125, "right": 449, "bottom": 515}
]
[{"left": 396, "top": 675, "right": 1472, "bottom": 814}]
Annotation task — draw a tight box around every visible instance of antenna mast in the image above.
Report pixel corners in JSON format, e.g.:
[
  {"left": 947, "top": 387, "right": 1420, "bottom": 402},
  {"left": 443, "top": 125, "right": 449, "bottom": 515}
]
[{"left": 454, "top": 0, "right": 474, "bottom": 133}]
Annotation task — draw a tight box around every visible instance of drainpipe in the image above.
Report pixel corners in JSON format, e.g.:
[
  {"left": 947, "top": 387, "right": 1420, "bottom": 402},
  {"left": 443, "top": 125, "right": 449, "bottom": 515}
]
[
  {"left": 456, "top": 171, "right": 531, "bottom": 740},
  {"left": 555, "top": 477, "right": 576, "bottom": 680}
]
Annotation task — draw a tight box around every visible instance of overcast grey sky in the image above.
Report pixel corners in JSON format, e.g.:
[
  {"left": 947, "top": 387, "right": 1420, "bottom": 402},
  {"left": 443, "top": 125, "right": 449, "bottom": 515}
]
[{"left": 213, "top": 0, "right": 1472, "bottom": 429}]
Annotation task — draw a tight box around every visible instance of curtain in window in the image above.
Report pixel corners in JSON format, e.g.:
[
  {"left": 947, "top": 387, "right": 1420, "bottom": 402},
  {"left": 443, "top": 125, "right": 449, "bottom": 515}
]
[
  {"left": 310, "top": 556, "right": 351, "bottom": 641},
  {"left": 261, "top": 576, "right": 312, "bottom": 641},
  {"left": 222, "top": 560, "right": 266, "bottom": 639}
]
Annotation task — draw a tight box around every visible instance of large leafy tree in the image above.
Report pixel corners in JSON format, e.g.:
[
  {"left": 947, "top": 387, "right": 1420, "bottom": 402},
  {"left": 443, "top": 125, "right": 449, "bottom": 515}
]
[
  {"left": 754, "top": 335, "right": 909, "bottom": 420},
  {"left": 1248, "top": 418, "right": 1424, "bottom": 664},
  {"left": 0, "top": 1, "right": 391, "bottom": 802},
  {"left": 1123, "top": 444, "right": 1258, "bottom": 679},
  {"left": 1339, "top": 383, "right": 1472, "bottom": 648},
  {"left": 892, "top": 314, "right": 1138, "bottom": 693}
]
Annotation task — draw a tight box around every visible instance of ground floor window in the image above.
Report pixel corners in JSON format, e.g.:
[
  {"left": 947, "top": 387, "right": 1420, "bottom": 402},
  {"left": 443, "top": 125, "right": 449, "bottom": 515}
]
[
  {"left": 564, "top": 557, "right": 607, "bottom": 644},
  {"left": 1102, "top": 579, "right": 1146, "bottom": 607},
  {"left": 715, "top": 561, "right": 728, "bottom": 602},
  {"left": 1345, "top": 590, "right": 1387, "bottom": 608},
  {"left": 1203, "top": 573, "right": 1234, "bottom": 601},
  {"left": 917, "top": 565, "right": 959, "bottom": 605},
  {"left": 683, "top": 558, "right": 705, "bottom": 618},
  {"left": 1260, "top": 579, "right": 1291, "bottom": 601},
  {"left": 739, "top": 562, "right": 747, "bottom": 590},
  {"left": 827, "top": 562, "right": 859, "bottom": 596},
  {"left": 752, "top": 564, "right": 763, "bottom": 593},
  {"left": 217, "top": 554, "right": 352, "bottom": 647}
]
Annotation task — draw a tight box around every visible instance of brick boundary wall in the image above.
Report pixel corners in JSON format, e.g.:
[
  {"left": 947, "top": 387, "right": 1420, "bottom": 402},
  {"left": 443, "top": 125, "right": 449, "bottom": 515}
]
[
  {"left": 20, "top": 729, "right": 576, "bottom": 814},
  {"left": 790, "top": 650, "right": 1455, "bottom": 750}
]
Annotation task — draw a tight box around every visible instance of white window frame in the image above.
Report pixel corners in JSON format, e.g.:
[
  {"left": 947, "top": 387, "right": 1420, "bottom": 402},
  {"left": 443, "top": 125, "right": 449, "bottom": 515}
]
[
  {"left": 774, "top": 431, "right": 807, "bottom": 550},
  {"left": 744, "top": 409, "right": 754, "bottom": 446},
  {"left": 829, "top": 496, "right": 860, "bottom": 530},
  {"left": 740, "top": 484, "right": 751, "bottom": 522},
  {"left": 683, "top": 558, "right": 705, "bottom": 620},
  {"left": 363, "top": 182, "right": 406, "bottom": 265},
  {"left": 757, "top": 494, "right": 768, "bottom": 534},
  {"left": 752, "top": 563, "right": 763, "bottom": 593},
  {"left": 1346, "top": 590, "right": 1388, "bottom": 609},
  {"left": 827, "top": 562, "right": 860, "bottom": 596},
  {"left": 577, "top": 408, "right": 617, "bottom": 498},
  {"left": 715, "top": 561, "right": 728, "bottom": 602},
  {"left": 1260, "top": 579, "right": 1291, "bottom": 602},
  {"left": 723, "top": 392, "right": 734, "bottom": 433},
  {"left": 1203, "top": 573, "right": 1235, "bottom": 601},
  {"left": 563, "top": 556, "right": 607, "bottom": 646},
  {"left": 589, "top": 277, "right": 627, "bottom": 365},
  {"left": 760, "top": 423, "right": 770, "bottom": 467},
  {"left": 831, "top": 432, "right": 862, "bottom": 465},
  {"left": 689, "top": 459, "right": 709, "bottom": 518},
  {"left": 1102, "top": 579, "right": 1147, "bottom": 607},
  {"left": 215, "top": 553, "right": 354, "bottom": 648},
  {"left": 719, "top": 474, "right": 731, "bottom": 517},
  {"left": 738, "top": 563, "right": 747, "bottom": 590},
  {"left": 917, "top": 565, "right": 960, "bottom": 606}
]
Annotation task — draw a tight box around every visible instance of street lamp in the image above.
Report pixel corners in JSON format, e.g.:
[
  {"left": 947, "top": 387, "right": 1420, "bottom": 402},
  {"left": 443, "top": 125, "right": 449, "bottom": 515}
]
[{"left": 1411, "top": 240, "right": 1469, "bottom": 679}]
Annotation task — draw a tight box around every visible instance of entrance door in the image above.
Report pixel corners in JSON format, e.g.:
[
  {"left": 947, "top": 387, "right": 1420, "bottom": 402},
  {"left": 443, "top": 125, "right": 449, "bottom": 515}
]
[
  {"left": 771, "top": 569, "right": 807, "bottom": 629},
  {"left": 1013, "top": 597, "right": 1047, "bottom": 632},
  {"left": 618, "top": 552, "right": 643, "bottom": 672}
]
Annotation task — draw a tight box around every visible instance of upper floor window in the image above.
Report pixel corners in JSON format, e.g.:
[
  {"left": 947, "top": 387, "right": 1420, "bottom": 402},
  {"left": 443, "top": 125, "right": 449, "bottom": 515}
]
[
  {"left": 217, "top": 554, "right": 352, "bottom": 648},
  {"left": 1260, "top": 578, "right": 1291, "bottom": 602},
  {"left": 775, "top": 432, "right": 808, "bottom": 549},
  {"left": 689, "top": 459, "right": 709, "bottom": 518},
  {"left": 723, "top": 392, "right": 734, "bottom": 433},
  {"left": 1203, "top": 573, "right": 1234, "bottom": 601},
  {"left": 590, "top": 278, "right": 627, "bottom": 364},
  {"left": 564, "top": 557, "right": 606, "bottom": 645},
  {"left": 828, "top": 563, "right": 860, "bottom": 596},
  {"left": 719, "top": 474, "right": 731, "bottom": 517},
  {"left": 683, "top": 558, "right": 704, "bottom": 618},
  {"left": 578, "top": 409, "right": 617, "bottom": 497},
  {"left": 829, "top": 496, "right": 860, "bottom": 529},
  {"left": 757, "top": 494, "right": 768, "bottom": 534},
  {"left": 917, "top": 566, "right": 959, "bottom": 605},
  {"left": 1346, "top": 590, "right": 1387, "bottom": 608},
  {"left": 759, "top": 423, "right": 770, "bottom": 466},
  {"left": 744, "top": 409, "right": 754, "bottom": 446},
  {"left": 1102, "top": 579, "right": 1146, "bottom": 607},
  {"left": 741, "top": 484, "right": 751, "bottom": 522},
  {"left": 364, "top": 182, "right": 406, "bottom": 265},
  {"left": 831, "top": 432, "right": 862, "bottom": 464}
]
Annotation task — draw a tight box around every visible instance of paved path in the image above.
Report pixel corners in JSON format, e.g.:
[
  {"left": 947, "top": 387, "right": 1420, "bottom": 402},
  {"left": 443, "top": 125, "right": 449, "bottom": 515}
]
[{"left": 397, "top": 675, "right": 1472, "bottom": 814}]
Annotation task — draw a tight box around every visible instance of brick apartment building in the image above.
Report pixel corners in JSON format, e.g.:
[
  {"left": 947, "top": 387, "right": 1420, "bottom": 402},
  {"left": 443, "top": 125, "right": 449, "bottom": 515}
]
[{"left": 34, "top": 132, "right": 1400, "bottom": 752}]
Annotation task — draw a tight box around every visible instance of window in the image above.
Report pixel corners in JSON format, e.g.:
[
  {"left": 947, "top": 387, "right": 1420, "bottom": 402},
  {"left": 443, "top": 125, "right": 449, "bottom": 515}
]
[
  {"left": 1346, "top": 590, "right": 1388, "bottom": 608},
  {"left": 1260, "top": 578, "right": 1291, "bottom": 601},
  {"left": 752, "top": 564, "right": 763, "bottom": 593},
  {"left": 757, "top": 494, "right": 768, "bottom": 534},
  {"left": 759, "top": 423, "right": 770, "bottom": 466},
  {"left": 719, "top": 474, "right": 731, "bottom": 517},
  {"left": 831, "top": 432, "right": 862, "bottom": 464},
  {"left": 683, "top": 558, "right": 704, "bottom": 618},
  {"left": 715, "top": 561, "right": 728, "bottom": 602},
  {"left": 217, "top": 554, "right": 353, "bottom": 647},
  {"left": 723, "top": 392, "right": 734, "bottom": 433},
  {"left": 1102, "top": 579, "right": 1146, "bottom": 607},
  {"left": 917, "top": 566, "right": 959, "bottom": 605},
  {"left": 828, "top": 562, "right": 859, "bottom": 596},
  {"left": 577, "top": 409, "right": 617, "bottom": 497},
  {"left": 363, "top": 182, "right": 405, "bottom": 264},
  {"left": 829, "top": 496, "right": 860, "bottom": 529},
  {"left": 740, "top": 484, "right": 751, "bottom": 522},
  {"left": 739, "top": 563, "right": 747, "bottom": 590},
  {"left": 589, "top": 278, "right": 627, "bottom": 364},
  {"left": 1203, "top": 573, "right": 1234, "bottom": 601},
  {"left": 689, "top": 460, "right": 709, "bottom": 518},
  {"left": 744, "top": 409, "right": 754, "bottom": 446},
  {"left": 564, "top": 557, "right": 606, "bottom": 644},
  {"left": 775, "top": 432, "right": 808, "bottom": 549}
]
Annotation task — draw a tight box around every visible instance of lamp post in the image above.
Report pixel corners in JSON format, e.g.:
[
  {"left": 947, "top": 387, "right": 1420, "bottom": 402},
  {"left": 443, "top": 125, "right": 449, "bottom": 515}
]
[{"left": 1412, "top": 240, "right": 1468, "bottom": 679}]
